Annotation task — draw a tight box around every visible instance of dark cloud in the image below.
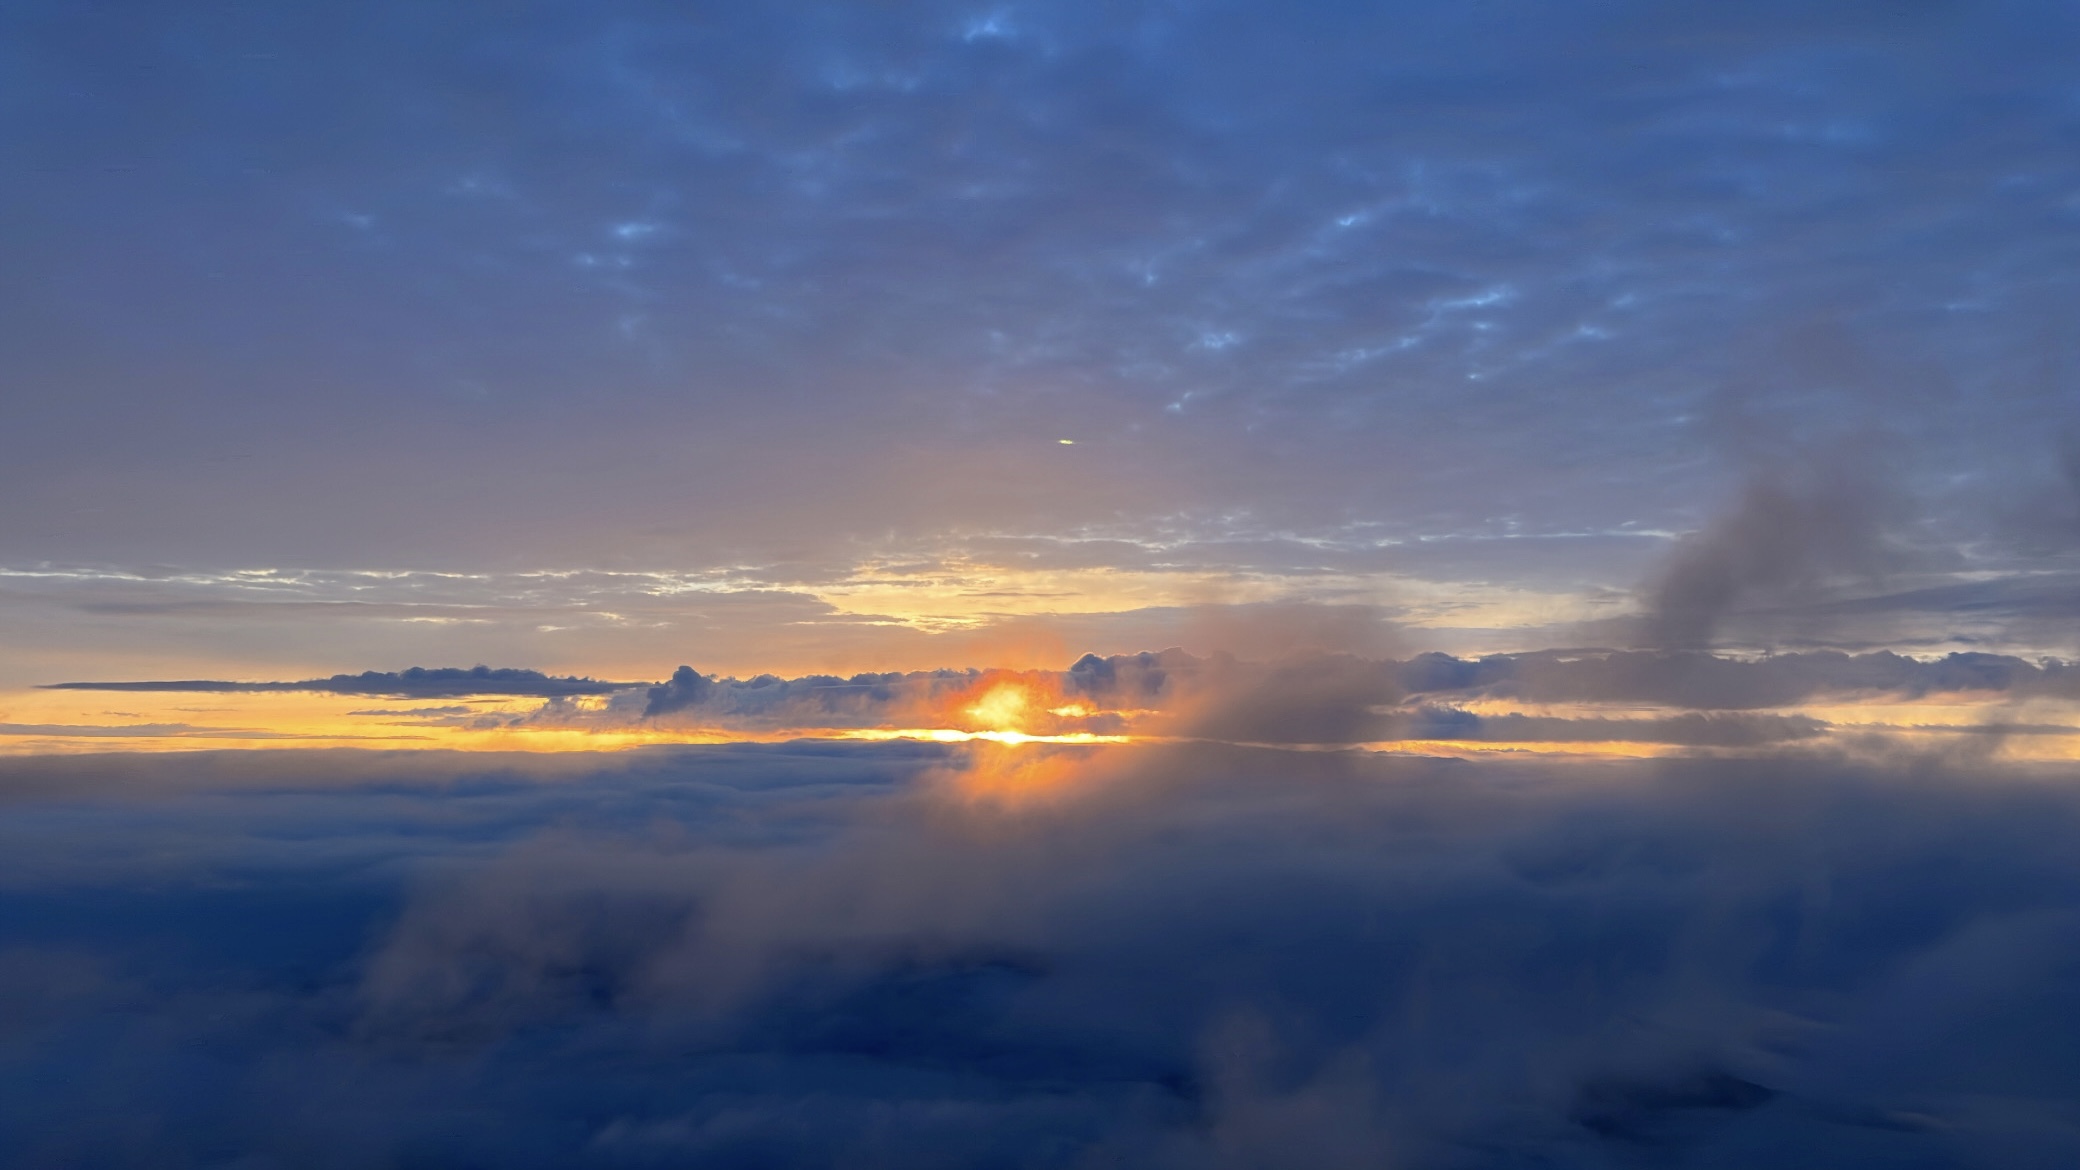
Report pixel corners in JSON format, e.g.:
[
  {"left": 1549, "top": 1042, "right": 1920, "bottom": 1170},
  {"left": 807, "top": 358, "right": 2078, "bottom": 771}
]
[
  {"left": 1067, "top": 647, "right": 1198, "bottom": 699},
  {"left": 46, "top": 665, "right": 639, "bottom": 698},
  {"left": 643, "top": 665, "right": 713, "bottom": 717},
  {"left": 1450, "top": 648, "right": 2080, "bottom": 710},
  {"left": 1391, "top": 707, "right": 1831, "bottom": 747},
  {"left": 4, "top": 743, "right": 2080, "bottom": 1165},
  {"left": 634, "top": 665, "right": 990, "bottom": 727}
]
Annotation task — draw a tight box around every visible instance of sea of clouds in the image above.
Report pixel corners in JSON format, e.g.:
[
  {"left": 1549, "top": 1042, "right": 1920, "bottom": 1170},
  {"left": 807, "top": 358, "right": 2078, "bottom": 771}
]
[{"left": 3, "top": 739, "right": 2078, "bottom": 1167}]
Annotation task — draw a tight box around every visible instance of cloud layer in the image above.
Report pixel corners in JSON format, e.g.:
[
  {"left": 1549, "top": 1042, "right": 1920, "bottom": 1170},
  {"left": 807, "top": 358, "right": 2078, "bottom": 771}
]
[
  {"left": 38, "top": 644, "right": 2080, "bottom": 757},
  {"left": 3, "top": 742, "right": 2080, "bottom": 1165}
]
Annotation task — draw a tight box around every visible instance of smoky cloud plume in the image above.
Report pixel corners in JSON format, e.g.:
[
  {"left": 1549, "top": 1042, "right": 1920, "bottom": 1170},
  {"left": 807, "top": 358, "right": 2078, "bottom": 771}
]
[{"left": 1643, "top": 455, "right": 1899, "bottom": 649}]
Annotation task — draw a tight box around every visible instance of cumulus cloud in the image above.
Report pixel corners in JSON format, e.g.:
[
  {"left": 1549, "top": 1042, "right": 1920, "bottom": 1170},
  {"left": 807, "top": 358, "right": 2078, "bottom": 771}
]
[
  {"left": 4, "top": 742, "right": 2080, "bottom": 1165},
  {"left": 631, "top": 665, "right": 1003, "bottom": 729},
  {"left": 643, "top": 665, "right": 715, "bottom": 717}
]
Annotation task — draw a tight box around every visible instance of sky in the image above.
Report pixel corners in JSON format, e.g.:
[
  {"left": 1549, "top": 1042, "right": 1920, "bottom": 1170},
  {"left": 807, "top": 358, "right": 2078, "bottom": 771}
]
[
  {"left": 6, "top": 0, "right": 2080, "bottom": 699},
  {"left": 8, "top": 2, "right": 2080, "bottom": 1165}
]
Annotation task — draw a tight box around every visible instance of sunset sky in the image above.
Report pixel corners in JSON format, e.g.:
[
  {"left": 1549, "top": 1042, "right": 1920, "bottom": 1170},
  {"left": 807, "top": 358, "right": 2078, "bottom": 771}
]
[
  {"left": 9, "top": 0, "right": 2078, "bottom": 698},
  {"left": 7, "top": 3, "right": 2080, "bottom": 1165}
]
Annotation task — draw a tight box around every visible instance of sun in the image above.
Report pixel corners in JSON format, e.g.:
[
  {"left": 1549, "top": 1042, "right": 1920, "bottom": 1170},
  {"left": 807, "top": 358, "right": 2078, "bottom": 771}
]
[
  {"left": 966, "top": 682, "right": 1032, "bottom": 731},
  {"left": 830, "top": 676, "right": 1130, "bottom": 748}
]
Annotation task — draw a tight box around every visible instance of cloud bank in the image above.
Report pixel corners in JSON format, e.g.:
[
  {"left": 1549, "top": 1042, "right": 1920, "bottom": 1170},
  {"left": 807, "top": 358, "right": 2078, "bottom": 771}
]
[
  {"left": 45, "top": 645, "right": 2080, "bottom": 755},
  {"left": 3, "top": 742, "right": 2079, "bottom": 1166}
]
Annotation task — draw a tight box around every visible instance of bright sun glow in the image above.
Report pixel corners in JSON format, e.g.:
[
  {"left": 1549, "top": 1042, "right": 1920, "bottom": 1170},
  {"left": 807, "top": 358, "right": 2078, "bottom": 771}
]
[{"left": 966, "top": 682, "right": 1033, "bottom": 731}]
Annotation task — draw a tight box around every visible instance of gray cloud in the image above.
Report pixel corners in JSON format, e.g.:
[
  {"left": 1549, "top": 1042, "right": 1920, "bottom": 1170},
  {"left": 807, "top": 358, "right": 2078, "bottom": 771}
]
[
  {"left": 642, "top": 665, "right": 714, "bottom": 717},
  {"left": 1641, "top": 450, "right": 1900, "bottom": 649},
  {"left": 1390, "top": 707, "right": 1831, "bottom": 748},
  {"left": 1463, "top": 647, "right": 2080, "bottom": 709},
  {"left": 46, "top": 665, "right": 639, "bottom": 699}
]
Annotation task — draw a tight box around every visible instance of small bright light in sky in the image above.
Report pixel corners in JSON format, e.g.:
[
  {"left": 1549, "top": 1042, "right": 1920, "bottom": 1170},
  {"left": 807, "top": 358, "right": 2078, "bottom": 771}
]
[
  {"left": 963, "top": 13, "right": 1014, "bottom": 42},
  {"left": 1058, "top": 438, "right": 1075, "bottom": 445}
]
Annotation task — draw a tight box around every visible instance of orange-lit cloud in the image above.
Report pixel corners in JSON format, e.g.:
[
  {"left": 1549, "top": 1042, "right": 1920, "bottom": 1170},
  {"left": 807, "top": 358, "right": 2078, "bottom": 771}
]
[{"left": 18, "top": 647, "right": 2080, "bottom": 765}]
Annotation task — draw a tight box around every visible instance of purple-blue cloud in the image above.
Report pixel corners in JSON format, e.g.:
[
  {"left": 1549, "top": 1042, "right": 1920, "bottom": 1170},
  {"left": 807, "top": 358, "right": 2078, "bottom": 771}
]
[{"left": 4, "top": 743, "right": 2080, "bottom": 1164}]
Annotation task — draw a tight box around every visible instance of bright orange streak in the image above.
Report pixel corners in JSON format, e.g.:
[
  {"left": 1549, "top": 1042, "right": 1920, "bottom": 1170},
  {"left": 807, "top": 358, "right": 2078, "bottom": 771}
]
[
  {"left": 14, "top": 680, "right": 2080, "bottom": 763},
  {"left": 839, "top": 728, "right": 1130, "bottom": 745}
]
